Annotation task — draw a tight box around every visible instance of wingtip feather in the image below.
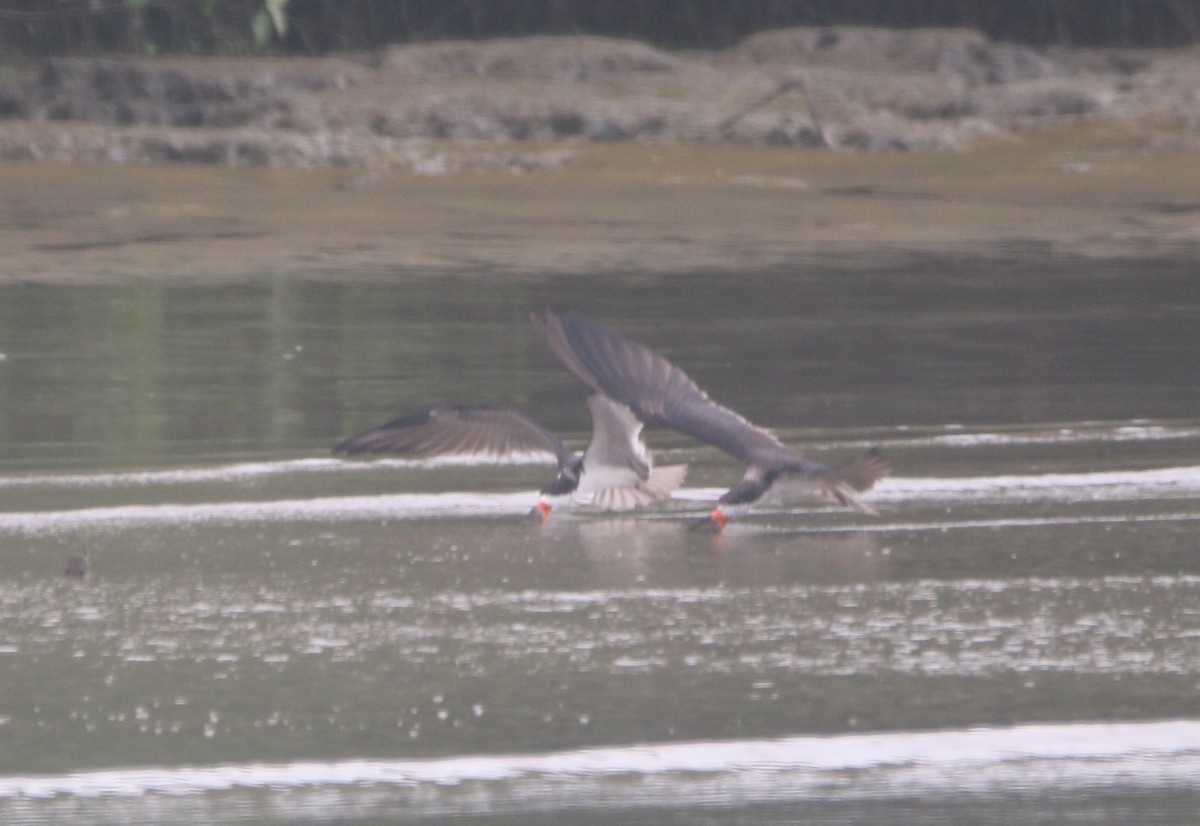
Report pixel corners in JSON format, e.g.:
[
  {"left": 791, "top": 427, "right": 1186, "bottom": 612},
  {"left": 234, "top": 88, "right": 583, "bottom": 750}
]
[{"left": 821, "top": 448, "right": 889, "bottom": 514}]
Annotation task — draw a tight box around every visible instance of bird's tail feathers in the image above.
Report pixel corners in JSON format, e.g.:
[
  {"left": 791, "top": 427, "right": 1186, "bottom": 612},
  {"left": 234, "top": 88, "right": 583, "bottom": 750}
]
[
  {"left": 819, "top": 448, "right": 889, "bottom": 515},
  {"left": 643, "top": 464, "right": 688, "bottom": 499},
  {"left": 590, "top": 486, "right": 658, "bottom": 511},
  {"left": 589, "top": 464, "right": 688, "bottom": 511}
]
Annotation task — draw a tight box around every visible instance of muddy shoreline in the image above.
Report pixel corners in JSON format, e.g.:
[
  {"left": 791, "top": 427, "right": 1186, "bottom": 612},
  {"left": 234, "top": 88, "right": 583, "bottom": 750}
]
[
  {"left": 1, "top": 28, "right": 1199, "bottom": 282},
  {"left": 3, "top": 133, "right": 1198, "bottom": 284}
]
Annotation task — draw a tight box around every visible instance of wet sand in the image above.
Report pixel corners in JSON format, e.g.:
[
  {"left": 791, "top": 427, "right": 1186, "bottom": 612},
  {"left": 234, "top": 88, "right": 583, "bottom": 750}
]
[{"left": 2, "top": 129, "right": 1199, "bottom": 283}]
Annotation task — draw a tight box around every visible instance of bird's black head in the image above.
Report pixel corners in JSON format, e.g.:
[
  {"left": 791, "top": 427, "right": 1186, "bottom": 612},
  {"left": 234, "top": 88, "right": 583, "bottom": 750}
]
[{"left": 539, "top": 456, "right": 583, "bottom": 497}]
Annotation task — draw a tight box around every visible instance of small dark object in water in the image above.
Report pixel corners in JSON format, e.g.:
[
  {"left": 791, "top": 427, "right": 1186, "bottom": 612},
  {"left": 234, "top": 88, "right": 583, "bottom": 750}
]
[{"left": 64, "top": 550, "right": 90, "bottom": 578}]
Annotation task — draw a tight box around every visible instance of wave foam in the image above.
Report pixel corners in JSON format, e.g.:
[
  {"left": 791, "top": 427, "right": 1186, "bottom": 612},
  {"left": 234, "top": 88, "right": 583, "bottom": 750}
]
[
  {"left": 874, "top": 465, "right": 1200, "bottom": 502},
  {"left": 1, "top": 719, "right": 1196, "bottom": 803},
  {"left": 0, "top": 454, "right": 554, "bottom": 490},
  {"left": 2, "top": 465, "right": 1198, "bottom": 535},
  {"left": 0, "top": 492, "right": 539, "bottom": 534}
]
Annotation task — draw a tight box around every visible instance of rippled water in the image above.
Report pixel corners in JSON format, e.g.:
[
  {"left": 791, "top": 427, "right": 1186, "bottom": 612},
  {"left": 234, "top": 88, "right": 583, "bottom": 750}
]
[{"left": 2, "top": 257, "right": 1200, "bottom": 823}]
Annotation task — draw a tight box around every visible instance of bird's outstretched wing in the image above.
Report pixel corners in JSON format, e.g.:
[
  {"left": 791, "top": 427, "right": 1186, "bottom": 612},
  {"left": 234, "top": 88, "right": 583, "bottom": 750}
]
[
  {"left": 582, "top": 393, "right": 651, "bottom": 480},
  {"left": 333, "top": 405, "right": 574, "bottom": 469},
  {"left": 532, "top": 311, "right": 809, "bottom": 470}
]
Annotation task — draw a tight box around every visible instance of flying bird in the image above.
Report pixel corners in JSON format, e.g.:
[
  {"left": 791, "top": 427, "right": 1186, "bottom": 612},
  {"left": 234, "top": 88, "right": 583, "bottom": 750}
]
[
  {"left": 333, "top": 393, "right": 687, "bottom": 518},
  {"left": 532, "top": 310, "right": 888, "bottom": 529}
]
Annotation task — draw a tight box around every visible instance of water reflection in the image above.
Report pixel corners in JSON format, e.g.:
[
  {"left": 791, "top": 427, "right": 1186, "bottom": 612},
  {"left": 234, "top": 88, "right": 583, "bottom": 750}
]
[
  {"left": 2, "top": 254, "right": 1200, "bottom": 465},
  {"left": 548, "top": 516, "right": 890, "bottom": 588},
  {"left": 4, "top": 258, "right": 1200, "bottom": 824}
]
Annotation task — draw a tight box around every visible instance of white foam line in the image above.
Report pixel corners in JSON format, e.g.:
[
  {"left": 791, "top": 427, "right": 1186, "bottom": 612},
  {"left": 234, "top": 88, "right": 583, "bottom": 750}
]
[
  {"left": 903, "top": 424, "right": 1200, "bottom": 448},
  {"left": 0, "top": 454, "right": 555, "bottom": 490},
  {"left": 0, "top": 492, "right": 540, "bottom": 534},
  {"left": 668, "top": 486, "right": 727, "bottom": 501},
  {"left": 1, "top": 719, "right": 1196, "bottom": 800},
  {"left": 5, "top": 456, "right": 1200, "bottom": 505},
  {"left": 873, "top": 465, "right": 1200, "bottom": 501},
  {"left": 3, "top": 465, "right": 1199, "bottom": 535}
]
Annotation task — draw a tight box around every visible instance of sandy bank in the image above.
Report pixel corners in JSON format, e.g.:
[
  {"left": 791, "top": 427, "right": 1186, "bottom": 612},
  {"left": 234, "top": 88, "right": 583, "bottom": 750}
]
[
  {"left": 2, "top": 131, "right": 1198, "bottom": 284},
  {"left": 1, "top": 28, "right": 1198, "bottom": 282}
]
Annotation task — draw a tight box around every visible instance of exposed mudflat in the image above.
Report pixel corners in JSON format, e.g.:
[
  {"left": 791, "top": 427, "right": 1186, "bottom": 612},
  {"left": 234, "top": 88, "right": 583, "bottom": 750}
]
[
  {"left": 2, "top": 133, "right": 1199, "bottom": 283},
  {"left": 1, "top": 27, "right": 1199, "bottom": 282}
]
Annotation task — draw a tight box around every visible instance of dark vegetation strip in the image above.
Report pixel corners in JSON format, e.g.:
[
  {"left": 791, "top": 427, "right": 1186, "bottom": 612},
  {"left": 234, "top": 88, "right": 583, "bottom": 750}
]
[{"left": 0, "top": 0, "right": 1198, "bottom": 59}]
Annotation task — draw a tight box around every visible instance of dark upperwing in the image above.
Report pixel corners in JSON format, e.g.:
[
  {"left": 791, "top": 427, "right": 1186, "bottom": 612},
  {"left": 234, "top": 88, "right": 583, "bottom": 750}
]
[
  {"left": 333, "top": 405, "right": 577, "bottom": 471},
  {"left": 532, "top": 311, "right": 818, "bottom": 472}
]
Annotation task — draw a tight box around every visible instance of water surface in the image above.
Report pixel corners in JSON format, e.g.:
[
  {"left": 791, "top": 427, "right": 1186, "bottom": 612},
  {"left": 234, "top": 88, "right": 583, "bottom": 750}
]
[{"left": 2, "top": 255, "right": 1199, "bottom": 823}]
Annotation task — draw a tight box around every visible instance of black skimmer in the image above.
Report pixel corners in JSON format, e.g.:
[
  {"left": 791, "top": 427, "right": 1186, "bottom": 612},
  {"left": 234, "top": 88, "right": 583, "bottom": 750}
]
[
  {"left": 532, "top": 311, "right": 889, "bottom": 529},
  {"left": 333, "top": 394, "right": 687, "bottom": 518}
]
